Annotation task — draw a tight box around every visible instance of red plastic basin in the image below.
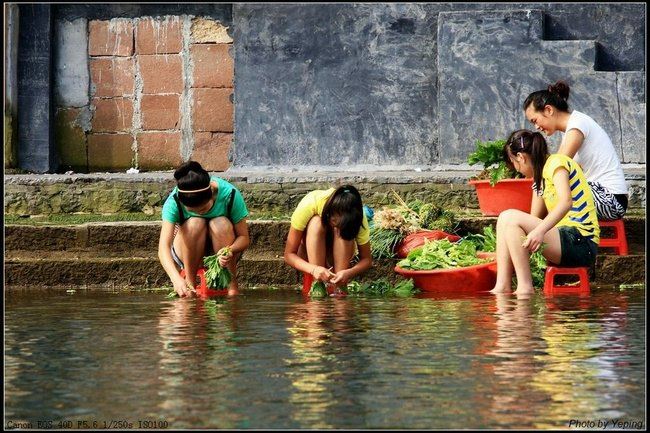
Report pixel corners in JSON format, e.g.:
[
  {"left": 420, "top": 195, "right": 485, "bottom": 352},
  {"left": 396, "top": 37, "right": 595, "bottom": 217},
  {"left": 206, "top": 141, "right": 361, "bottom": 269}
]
[
  {"left": 394, "top": 252, "right": 497, "bottom": 292},
  {"left": 469, "top": 178, "right": 534, "bottom": 216}
]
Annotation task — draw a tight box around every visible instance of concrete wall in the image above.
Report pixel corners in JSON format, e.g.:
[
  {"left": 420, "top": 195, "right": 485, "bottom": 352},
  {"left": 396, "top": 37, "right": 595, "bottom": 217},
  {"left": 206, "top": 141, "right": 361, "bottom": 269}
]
[
  {"left": 14, "top": 3, "right": 646, "bottom": 172},
  {"left": 4, "top": 3, "right": 19, "bottom": 169},
  {"left": 233, "top": 3, "right": 645, "bottom": 168}
]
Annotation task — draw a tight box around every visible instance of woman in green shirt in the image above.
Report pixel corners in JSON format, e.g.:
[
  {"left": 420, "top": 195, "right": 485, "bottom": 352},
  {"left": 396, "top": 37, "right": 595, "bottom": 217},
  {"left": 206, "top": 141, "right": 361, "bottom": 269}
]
[{"left": 158, "top": 161, "right": 250, "bottom": 297}]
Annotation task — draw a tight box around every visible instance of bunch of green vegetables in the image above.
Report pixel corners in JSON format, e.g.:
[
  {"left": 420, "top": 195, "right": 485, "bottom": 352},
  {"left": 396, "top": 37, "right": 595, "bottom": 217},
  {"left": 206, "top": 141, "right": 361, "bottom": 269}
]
[
  {"left": 397, "top": 238, "right": 489, "bottom": 270},
  {"left": 203, "top": 247, "right": 233, "bottom": 289},
  {"left": 308, "top": 280, "right": 329, "bottom": 298},
  {"left": 462, "top": 225, "right": 497, "bottom": 252},
  {"left": 369, "top": 191, "right": 458, "bottom": 259},
  {"left": 468, "top": 138, "right": 522, "bottom": 185},
  {"left": 529, "top": 249, "right": 547, "bottom": 288},
  {"left": 346, "top": 278, "right": 417, "bottom": 297}
]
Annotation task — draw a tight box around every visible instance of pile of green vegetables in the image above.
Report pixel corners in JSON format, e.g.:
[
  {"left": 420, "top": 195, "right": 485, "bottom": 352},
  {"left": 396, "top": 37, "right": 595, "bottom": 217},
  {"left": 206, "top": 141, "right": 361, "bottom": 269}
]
[
  {"left": 468, "top": 138, "right": 523, "bottom": 185},
  {"left": 396, "top": 238, "right": 489, "bottom": 270},
  {"left": 308, "top": 278, "right": 418, "bottom": 298},
  {"left": 462, "top": 225, "right": 497, "bottom": 252},
  {"left": 369, "top": 191, "right": 457, "bottom": 259},
  {"left": 346, "top": 278, "right": 417, "bottom": 297}
]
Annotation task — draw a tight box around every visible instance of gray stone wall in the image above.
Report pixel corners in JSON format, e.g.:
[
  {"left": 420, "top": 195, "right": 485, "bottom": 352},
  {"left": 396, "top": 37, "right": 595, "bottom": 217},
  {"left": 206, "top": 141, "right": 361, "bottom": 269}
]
[{"left": 232, "top": 3, "right": 645, "bottom": 168}]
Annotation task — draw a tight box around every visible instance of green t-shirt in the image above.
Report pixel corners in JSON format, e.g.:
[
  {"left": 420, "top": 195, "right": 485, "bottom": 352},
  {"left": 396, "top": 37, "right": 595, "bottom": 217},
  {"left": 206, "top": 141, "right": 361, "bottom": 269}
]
[{"left": 162, "top": 176, "right": 249, "bottom": 224}]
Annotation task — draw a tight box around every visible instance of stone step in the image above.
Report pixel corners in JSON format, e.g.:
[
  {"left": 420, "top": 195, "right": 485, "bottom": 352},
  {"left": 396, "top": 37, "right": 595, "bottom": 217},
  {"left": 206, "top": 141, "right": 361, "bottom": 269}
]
[
  {"left": 4, "top": 248, "right": 645, "bottom": 290},
  {"left": 4, "top": 250, "right": 405, "bottom": 289},
  {"left": 6, "top": 216, "right": 646, "bottom": 255}
]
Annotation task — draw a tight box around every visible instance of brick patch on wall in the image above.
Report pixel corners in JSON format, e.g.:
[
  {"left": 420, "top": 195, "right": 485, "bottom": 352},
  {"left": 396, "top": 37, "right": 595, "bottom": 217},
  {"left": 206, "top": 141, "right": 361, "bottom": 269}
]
[
  {"left": 90, "top": 57, "right": 135, "bottom": 97},
  {"left": 191, "top": 44, "right": 234, "bottom": 88},
  {"left": 140, "top": 94, "right": 180, "bottom": 130},
  {"left": 88, "top": 20, "right": 134, "bottom": 57},
  {"left": 139, "top": 54, "right": 184, "bottom": 94},
  {"left": 136, "top": 17, "right": 183, "bottom": 55},
  {"left": 191, "top": 132, "right": 232, "bottom": 171},
  {"left": 87, "top": 133, "right": 134, "bottom": 170},
  {"left": 91, "top": 97, "right": 134, "bottom": 132},
  {"left": 192, "top": 88, "right": 233, "bottom": 132},
  {"left": 64, "top": 16, "right": 236, "bottom": 172},
  {"left": 137, "top": 131, "right": 182, "bottom": 169}
]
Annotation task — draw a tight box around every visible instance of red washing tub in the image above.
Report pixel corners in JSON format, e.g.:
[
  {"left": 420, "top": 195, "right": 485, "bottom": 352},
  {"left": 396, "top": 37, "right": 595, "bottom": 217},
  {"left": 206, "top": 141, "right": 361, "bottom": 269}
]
[{"left": 394, "top": 252, "right": 497, "bottom": 293}]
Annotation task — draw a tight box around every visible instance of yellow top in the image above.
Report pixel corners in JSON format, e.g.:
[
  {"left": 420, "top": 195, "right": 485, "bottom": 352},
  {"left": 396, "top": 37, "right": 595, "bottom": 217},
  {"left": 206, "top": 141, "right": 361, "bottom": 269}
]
[
  {"left": 290, "top": 188, "right": 370, "bottom": 245},
  {"left": 542, "top": 154, "right": 600, "bottom": 243}
]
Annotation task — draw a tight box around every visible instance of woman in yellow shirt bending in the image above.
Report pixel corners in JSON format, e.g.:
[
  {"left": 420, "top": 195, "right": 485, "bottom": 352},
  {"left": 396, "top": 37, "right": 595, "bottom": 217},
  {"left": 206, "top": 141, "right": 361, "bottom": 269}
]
[
  {"left": 284, "top": 185, "right": 373, "bottom": 291},
  {"left": 491, "top": 130, "right": 600, "bottom": 297}
]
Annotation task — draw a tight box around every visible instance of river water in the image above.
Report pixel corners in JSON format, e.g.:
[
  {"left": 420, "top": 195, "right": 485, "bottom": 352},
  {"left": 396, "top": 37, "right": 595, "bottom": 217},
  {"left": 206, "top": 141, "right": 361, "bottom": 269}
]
[{"left": 5, "top": 288, "right": 646, "bottom": 429}]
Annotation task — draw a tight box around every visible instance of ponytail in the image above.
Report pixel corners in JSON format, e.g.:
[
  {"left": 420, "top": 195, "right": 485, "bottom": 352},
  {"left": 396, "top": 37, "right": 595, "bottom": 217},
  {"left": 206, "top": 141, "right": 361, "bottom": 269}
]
[
  {"left": 523, "top": 80, "right": 570, "bottom": 113},
  {"left": 504, "top": 130, "right": 549, "bottom": 194}
]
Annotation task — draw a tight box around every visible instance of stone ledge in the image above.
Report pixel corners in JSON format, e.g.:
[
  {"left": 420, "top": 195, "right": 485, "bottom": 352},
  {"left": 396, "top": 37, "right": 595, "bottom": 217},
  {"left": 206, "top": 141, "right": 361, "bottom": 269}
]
[{"left": 4, "top": 164, "right": 646, "bottom": 184}]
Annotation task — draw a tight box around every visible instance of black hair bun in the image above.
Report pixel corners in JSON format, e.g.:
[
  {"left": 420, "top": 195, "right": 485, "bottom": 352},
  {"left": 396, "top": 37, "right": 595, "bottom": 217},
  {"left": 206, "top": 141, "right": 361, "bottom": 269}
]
[
  {"left": 174, "top": 160, "right": 205, "bottom": 180},
  {"left": 548, "top": 80, "right": 570, "bottom": 101}
]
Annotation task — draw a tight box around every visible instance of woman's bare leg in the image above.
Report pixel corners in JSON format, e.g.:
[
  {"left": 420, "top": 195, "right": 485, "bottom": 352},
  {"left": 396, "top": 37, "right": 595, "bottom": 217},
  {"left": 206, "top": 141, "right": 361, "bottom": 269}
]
[{"left": 173, "top": 217, "right": 208, "bottom": 289}]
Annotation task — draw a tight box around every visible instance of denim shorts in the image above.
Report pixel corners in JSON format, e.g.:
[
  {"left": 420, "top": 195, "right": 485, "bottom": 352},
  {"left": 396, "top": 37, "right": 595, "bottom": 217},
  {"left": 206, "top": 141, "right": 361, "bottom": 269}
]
[{"left": 558, "top": 226, "right": 598, "bottom": 267}]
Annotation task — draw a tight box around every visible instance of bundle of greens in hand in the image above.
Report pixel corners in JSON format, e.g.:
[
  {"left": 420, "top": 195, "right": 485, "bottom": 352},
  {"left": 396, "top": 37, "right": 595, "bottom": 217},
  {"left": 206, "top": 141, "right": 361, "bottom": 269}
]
[{"left": 203, "top": 247, "right": 233, "bottom": 289}]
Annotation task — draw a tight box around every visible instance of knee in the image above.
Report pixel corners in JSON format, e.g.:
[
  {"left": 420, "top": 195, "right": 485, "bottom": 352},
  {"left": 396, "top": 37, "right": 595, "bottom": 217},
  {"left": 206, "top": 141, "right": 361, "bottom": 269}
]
[
  {"left": 498, "top": 209, "right": 524, "bottom": 227},
  {"left": 183, "top": 217, "right": 207, "bottom": 236},
  {"left": 306, "top": 216, "right": 326, "bottom": 234},
  {"left": 209, "top": 216, "right": 234, "bottom": 235}
]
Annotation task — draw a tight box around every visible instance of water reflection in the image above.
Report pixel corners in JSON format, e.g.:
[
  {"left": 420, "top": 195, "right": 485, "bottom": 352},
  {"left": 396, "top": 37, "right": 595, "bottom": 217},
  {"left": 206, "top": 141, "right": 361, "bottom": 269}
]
[
  {"left": 284, "top": 297, "right": 371, "bottom": 428},
  {"left": 4, "top": 289, "right": 645, "bottom": 429}
]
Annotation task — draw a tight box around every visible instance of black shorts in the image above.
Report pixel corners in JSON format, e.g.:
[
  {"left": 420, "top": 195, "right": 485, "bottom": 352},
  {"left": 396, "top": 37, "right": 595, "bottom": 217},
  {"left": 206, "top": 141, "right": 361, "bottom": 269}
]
[{"left": 558, "top": 226, "right": 598, "bottom": 267}]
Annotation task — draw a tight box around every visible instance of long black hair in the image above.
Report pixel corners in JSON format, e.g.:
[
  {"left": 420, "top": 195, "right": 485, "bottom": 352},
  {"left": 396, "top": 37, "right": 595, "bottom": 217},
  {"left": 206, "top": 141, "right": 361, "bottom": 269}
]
[
  {"left": 173, "top": 161, "right": 213, "bottom": 207},
  {"left": 523, "top": 80, "right": 570, "bottom": 113},
  {"left": 504, "top": 130, "right": 549, "bottom": 194},
  {"left": 321, "top": 185, "right": 364, "bottom": 241}
]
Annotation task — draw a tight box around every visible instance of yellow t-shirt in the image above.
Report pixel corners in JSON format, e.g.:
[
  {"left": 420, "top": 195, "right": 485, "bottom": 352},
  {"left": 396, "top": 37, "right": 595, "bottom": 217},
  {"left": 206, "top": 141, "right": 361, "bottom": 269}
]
[
  {"left": 542, "top": 154, "right": 600, "bottom": 243},
  {"left": 290, "top": 188, "right": 370, "bottom": 245}
]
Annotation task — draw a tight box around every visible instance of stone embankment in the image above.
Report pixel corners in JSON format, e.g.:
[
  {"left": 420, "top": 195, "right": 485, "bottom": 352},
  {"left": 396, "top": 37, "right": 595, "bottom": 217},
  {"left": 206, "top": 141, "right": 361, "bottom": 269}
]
[{"left": 5, "top": 217, "right": 645, "bottom": 290}]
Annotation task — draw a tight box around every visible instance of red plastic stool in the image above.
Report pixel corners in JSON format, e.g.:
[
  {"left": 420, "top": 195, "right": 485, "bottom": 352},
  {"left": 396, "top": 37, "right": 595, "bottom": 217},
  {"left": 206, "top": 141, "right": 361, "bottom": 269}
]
[
  {"left": 180, "top": 268, "right": 208, "bottom": 290},
  {"left": 543, "top": 266, "right": 590, "bottom": 294},
  {"left": 598, "top": 219, "right": 628, "bottom": 255},
  {"left": 302, "top": 272, "right": 314, "bottom": 293}
]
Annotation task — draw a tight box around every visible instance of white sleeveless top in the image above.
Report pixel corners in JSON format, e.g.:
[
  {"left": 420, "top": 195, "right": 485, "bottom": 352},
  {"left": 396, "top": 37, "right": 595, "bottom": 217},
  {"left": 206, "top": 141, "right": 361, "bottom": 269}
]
[{"left": 563, "top": 110, "right": 628, "bottom": 194}]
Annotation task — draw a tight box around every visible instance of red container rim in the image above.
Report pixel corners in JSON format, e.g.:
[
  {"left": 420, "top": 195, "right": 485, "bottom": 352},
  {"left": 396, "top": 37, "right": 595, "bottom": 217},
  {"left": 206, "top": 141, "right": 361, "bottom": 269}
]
[
  {"left": 394, "top": 252, "right": 496, "bottom": 276},
  {"left": 468, "top": 178, "right": 533, "bottom": 185}
]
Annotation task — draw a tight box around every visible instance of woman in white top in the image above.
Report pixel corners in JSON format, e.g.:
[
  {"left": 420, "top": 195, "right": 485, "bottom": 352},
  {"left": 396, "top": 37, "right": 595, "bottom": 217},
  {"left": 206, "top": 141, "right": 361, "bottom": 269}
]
[{"left": 523, "top": 81, "right": 628, "bottom": 220}]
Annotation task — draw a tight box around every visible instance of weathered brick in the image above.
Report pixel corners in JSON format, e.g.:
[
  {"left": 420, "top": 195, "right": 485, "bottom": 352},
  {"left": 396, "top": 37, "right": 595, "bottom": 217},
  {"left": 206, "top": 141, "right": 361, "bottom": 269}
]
[
  {"left": 140, "top": 94, "right": 180, "bottom": 130},
  {"left": 136, "top": 17, "right": 183, "bottom": 55},
  {"left": 91, "top": 98, "right": 133, "bottom": 132},
  {"left": 90, "top": 57, "right": 135, "bottom": 97},
  {"left": 137, "top": 131, "right": 182, "bottom": 170},
  {"left": 191, "top": 18, "right": 233, "bottom": 44},
  {"left": 138, "top": 54, "right": 184, "bottom": 94},
  {"left": 191, "top": 44, "right": 233, "bottom": 88},
  {"left": 87, "top": 133, "right": 134, "bottom": 171},
  {"left": 191, "top": 132, "right": 232, "bottom": 171},
  {"left": 55, "top": 108, "right": 87, "bottom": 171},
  {"left": 88, "top": 20, "right": 134, "bottom": 57},
  {"left": 192, "top": 88, "right": 233, "bottom": 132}
]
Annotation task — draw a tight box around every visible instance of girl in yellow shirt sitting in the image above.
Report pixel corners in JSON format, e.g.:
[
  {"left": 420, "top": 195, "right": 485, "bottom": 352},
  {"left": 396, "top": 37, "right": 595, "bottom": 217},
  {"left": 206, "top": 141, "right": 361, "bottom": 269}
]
[
  {"left": 491, "top": 130, "right": 600, "bottom": 297},
  {"left": 284, "top": 185, "right": 373, "bottom": 291}
]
